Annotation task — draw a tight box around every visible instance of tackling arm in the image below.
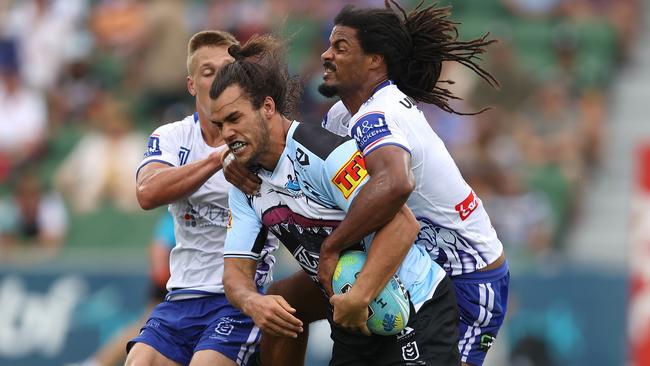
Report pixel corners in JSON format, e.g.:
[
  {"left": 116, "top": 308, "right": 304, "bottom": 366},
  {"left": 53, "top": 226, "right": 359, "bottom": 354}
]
[
  {"left": 318, "top": 146, "right": 414, "bottom": 295},
  {"left": 136, "top": 149, "right": 225, "bottom": 210},
  {"left": 321, "top": 146, "right": 414, "bottom": 253},
  {"left": 329, "top": 204, "right": 420, "bottom": 334}
]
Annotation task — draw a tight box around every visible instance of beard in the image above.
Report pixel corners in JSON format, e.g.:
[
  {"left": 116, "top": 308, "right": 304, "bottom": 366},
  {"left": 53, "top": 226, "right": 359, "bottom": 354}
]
[
  {"left": 318, "top": 83, "right": 339, "bottom": 98},
  {"left": 243, "top": 112, "right": 270, "bottom": 168}
]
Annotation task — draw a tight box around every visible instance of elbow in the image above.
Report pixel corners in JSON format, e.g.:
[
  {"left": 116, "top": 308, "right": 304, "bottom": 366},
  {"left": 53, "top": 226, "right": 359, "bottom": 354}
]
[
  {"left": 388, "top": 172, "right": 415, "bottom": 203},
  {"left": 136, "top": 184, "right": 157, "bottom": 210}
]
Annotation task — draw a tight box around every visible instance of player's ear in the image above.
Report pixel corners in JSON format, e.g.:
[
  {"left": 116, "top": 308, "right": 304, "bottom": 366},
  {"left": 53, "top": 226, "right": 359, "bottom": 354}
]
[
  {"left": 369, "top": 53, "right": 384, "bottom": 71},
  {"left": 262, "top": 96, "right": 276, "bottom": 119},
  {"left": 187, "top": 75, "right": 196, "bottom": 96}
]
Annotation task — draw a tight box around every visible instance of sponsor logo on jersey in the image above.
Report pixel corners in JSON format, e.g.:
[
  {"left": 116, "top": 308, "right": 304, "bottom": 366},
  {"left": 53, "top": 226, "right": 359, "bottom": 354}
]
[
  {"left": 396, "top": 326, "right": 415, "bottom": 340},
  {"left": 402, "top": 341, "right": 420, "bottom": 361},
  {"left": 332, "top": 151, "right": 368, "bottom": 199},
  {"left": 144, "top": 135, "right": 162, "bottom": 157},
  {"left": 351, "top": 111, "right": 391, "bottom": 153},
  {"left": 398, "top": 96, "right": 415, "bottom": 109},
  {"left": 227, "top": 209, "right": 232, "bottom": 229},
  {"left": 479, "top": 334, "right": 496, "bottom": 351},
  {"left": 455, "top": 191, "right": 479, "bottom": 221}
]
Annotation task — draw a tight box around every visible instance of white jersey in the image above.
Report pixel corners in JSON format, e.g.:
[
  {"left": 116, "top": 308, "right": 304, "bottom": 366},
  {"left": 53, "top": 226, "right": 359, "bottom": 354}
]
[
  {"left": 322, "top": 81, "right": 503, "bottom": 277},
  {"left": 137, "top": 113, "right": 275, "bottom": 299}
]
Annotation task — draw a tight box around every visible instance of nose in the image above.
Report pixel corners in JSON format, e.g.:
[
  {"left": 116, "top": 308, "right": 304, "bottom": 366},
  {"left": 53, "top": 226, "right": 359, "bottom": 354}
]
[
  {"left": 321, "top": 47, "right": 333, "bottom": 63},
  {"left": 220, "top": 124, "right": 236, "bottom": 142}
]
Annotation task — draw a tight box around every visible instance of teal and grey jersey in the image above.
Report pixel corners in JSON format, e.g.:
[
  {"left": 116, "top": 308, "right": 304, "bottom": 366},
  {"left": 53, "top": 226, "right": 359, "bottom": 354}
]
[{"left": 225, "top": 121, "right": 445, "bottom": 307}]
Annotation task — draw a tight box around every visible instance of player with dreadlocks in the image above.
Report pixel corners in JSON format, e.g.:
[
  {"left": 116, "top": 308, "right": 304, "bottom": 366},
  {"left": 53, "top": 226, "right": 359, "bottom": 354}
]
[
  {"left": 223, "top": 2, "right": 509, "bottom": 365},
  {"left": 315, "top": 2, "right": 508, "bottom": 365}
]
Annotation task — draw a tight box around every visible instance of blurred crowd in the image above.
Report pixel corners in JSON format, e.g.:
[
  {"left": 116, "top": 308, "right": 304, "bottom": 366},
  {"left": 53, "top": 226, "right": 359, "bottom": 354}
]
[{"left": 0, "top": 0, "right": 641, "bottom": 268}]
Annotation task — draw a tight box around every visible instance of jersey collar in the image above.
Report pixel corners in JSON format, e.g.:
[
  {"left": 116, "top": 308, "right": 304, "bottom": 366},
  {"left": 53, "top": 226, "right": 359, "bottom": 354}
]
[
  {"left": 193, "top": 112, "right": 199, "bottom": 123},
  {"left": 371, "top": 79, "right": 394, "bottom": 95}
]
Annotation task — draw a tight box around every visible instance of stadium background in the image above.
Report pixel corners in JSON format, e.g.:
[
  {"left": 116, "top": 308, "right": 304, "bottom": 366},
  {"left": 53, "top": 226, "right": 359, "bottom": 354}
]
[{"left": 0, "top": 0, "right": 645, "bottom": 365}]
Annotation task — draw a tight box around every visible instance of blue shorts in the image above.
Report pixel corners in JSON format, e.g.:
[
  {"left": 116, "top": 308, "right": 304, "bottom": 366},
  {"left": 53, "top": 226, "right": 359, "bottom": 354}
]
[
  {"left": 452, "top": 261, "right": 509, "bottom": 365},
  {"left": 127, "top": 294, "right": 260, "bottom": 366}
]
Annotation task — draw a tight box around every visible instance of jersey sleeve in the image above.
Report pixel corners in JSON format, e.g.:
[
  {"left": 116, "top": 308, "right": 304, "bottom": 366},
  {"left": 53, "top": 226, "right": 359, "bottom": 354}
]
[
  {"left": 322, "top": 100, "right": 351, "bottom": 137},
  {"left": 137, "top": 123, "right": 181, "bottom": 177},
  {"left": 349, "top": 110, "right": 412, "bottom": 156},
  {"left": 224, "top": 188, "right": 270, "bottom": 260},
  {"left": 320, "top": 139, "right": 370, "bottom": 212}
]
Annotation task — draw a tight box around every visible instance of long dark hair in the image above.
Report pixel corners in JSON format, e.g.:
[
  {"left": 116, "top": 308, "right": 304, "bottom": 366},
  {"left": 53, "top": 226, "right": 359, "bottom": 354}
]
[
  {"left": 334, "top": 1, "right": 498, "bottom": 114},
  {"left": 209, "top": 34, "right": 302, "bottom": 120}
]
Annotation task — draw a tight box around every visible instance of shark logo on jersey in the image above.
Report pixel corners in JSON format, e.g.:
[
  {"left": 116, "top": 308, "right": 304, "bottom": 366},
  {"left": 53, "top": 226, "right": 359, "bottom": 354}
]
[
  {"left": 284, "top": 174, "right": 302, "bottom": 197},
  {"left": 144, "top": 135, "right": 162, "bottom": 157},
  {"left": 351, "top": 112, "right": 391, "bottom": 153}
]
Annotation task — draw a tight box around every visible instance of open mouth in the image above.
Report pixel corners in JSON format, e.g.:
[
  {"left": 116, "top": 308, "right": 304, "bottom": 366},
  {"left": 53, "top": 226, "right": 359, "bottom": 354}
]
[
  {"left": 229, "top": 141, "right": 248, "bottom": 154},
  {"left": 323, "top": 62, "right": 336, "bottom": 78}
]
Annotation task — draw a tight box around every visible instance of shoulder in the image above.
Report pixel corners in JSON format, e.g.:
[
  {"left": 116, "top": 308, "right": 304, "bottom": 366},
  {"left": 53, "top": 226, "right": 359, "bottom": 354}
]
[
  {"left": 360, "top": 85, "right": 415, "bottom": 119},
  {"left": 291, "top": 121, "right": 351, "bottom": 160},
  {"left": 150, "top": 114, "right": 196, "bottom": 138},
  {"left": 323, "top": 100, "right": 351, "bottom": 130}
]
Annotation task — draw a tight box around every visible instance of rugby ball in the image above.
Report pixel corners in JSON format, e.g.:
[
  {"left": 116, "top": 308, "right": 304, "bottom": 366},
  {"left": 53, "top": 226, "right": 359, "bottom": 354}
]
[{"left": 332, "top": 250, "right": 410, "bottom": 336}]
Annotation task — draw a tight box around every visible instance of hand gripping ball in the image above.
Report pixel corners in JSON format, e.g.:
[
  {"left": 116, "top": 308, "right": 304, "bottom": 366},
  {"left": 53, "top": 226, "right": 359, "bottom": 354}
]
[{"left": 332, "top": 251, "right": 410, "bottom": 336}]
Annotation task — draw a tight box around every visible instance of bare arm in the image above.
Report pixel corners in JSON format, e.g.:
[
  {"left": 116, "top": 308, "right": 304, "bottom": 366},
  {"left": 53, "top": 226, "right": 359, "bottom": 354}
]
[
  {"left": 322, "top": 146, "right": 414, "bottom": 252},
  {"left": 329, "top": 205, "right": 420, "bottom": 335},
  {"left": 223, "top": 257, "right": 304, "bottom": 338},
  {"left": 136, "top": 150, "right": 225, "bottom": 210},
  {"left": 318, "top": 146, "right": 414, "bottom": 295}
]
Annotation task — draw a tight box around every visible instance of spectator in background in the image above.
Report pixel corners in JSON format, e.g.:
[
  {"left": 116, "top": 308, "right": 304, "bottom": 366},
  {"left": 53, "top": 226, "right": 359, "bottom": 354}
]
[
  {"left": 0, "top": 169, "right": 68, "bottom": 260},
  {"left": 0, "top": 38, "right": 47, "bottom": 181},
  {"left": 55, "top": 93, "right": 144, "bottom": 213},
  {"left": 128, "top": 0, "right": 190, "bottom": 123},
  {"left": 3, "top": 0, "right": 87, "bottom": 91}
]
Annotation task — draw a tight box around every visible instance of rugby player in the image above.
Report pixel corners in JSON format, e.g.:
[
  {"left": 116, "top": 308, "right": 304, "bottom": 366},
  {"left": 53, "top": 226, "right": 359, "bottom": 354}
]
[
  {"left": 126, "top": 31, "right": 269, "bottom": 366},
  {"left": 225, "top": 2, "right": 510, "bottom": 365},
  {"left": 213, "top": 38, "right": 460, "bottom": 365}
]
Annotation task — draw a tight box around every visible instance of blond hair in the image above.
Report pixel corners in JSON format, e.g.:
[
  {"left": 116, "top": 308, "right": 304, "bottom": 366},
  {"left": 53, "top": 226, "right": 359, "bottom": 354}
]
[{"left": 186, "top": 30, "right": 239, "bottom": 74}]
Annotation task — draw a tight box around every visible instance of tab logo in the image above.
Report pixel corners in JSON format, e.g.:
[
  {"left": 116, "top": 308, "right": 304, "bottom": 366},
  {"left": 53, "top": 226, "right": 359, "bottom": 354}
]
[
  {"left": 455, "top": 191, "right": 478, "bottom": 221},
  {"left": 332, "top": 151, "right": 368, "bottom": 199}
]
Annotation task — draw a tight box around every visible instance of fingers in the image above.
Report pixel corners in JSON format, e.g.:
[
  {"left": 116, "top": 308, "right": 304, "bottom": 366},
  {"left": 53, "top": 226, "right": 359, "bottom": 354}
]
[
  {"left": 318, "top": 264, "right": 335, "bottom": 297},
  {"left": 254, "top": 296, "right": 303, "bottom": 338},
  {"left": 223, "top": 158, "right": 261, "bottom": 195}
]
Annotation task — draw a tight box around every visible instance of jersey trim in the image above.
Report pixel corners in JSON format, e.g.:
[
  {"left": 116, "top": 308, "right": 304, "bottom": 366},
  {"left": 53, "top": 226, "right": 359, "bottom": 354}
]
[
  {"left": 292, "top": 122, "right": 350, "bottom": 160},
  {"left": 136, "top": 159, "right": 175, "bottom": 178},
  {"left": 364, "top": 141, "right": 412, "bottom": 157}
]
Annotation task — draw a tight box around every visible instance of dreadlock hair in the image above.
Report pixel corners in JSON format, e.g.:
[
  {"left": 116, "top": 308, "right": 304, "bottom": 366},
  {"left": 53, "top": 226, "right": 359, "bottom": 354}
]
[
  {"left": 209, "top": 34, "right": 302, "bottom": 120},
  {"left": 334, "top": 1, "right": 498, "bottom": 115}
]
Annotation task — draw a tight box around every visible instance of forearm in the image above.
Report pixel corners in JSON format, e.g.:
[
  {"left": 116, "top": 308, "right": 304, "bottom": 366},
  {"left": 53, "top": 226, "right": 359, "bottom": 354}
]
[
  {"left": 349, "top": 206, "right": 419, "bottom": 304},
  {"left": 324, "top": 172, "right": 411, "bottom": 253},
  {"left": 136, "top": 152, "right": 222, "bottom": 209},
  {"left": 223, "top": 259, "right": 262, "bottom": 315}
]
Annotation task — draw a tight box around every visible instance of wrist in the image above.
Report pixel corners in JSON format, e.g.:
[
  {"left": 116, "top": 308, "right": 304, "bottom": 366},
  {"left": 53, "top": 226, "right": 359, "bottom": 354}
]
[
  {"left": 242, "top": 292, "right": 263, "bottom": 315},
  {"left": 348, "top": 282, "right": 373, "bottom": 307}
]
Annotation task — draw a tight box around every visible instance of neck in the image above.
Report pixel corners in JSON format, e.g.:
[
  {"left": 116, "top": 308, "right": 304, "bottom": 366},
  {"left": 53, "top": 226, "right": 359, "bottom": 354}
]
[
  {"left": 198, "top": 110, "right": 224, "bottom": 147},
  {"left": 258, "top": 115, "right": 292, "bottom": 171},
  {"left": 340, "top": 74, "right": 389, "bottom": 115}
]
